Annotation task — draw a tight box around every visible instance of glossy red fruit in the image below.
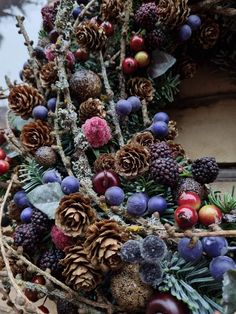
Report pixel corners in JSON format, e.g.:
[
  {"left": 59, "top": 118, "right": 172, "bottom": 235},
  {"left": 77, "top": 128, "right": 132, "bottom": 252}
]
[
  {"left": 177, "top": 191, "right": 201, "bottom": 211},
  {"left": 38, "top": 305, "right": 49, "bottom": 314},
  {"left": 92, "top": 170, "right": 120, "bottom": 195},
  {"left": 24, "top": 289, "right": 39, "bottom": 302},
  {"left": 32, "top": 275, "right": 46, "bottom": 285},
  {"left": 5, "top": 156, "right": 13, "bottom": 165},
  {"left": 0, "top": 160, "right": 9, "bottom": 175},
  {"left": 122, "top": 57, "right": 138, "bottom": 74},
  {"left": 100, "top": 21, "right": 114, "bottom": 37},
  {"left": 75, "top": 48, "right": 90, "bottom": 61},
  {"left": 0, "top": 148, "right": 6, "bottom": 160},
  {"left": 174, "top": 205, "right": 198, "bottom": 229},
  {"left": 130, "top": 35, "right": 145, "bottom": 52},
  {"left": 146, "top": 292, "right": 190, "bottom": 314},
  {"left": 134, "top": 51, "right": 150, "bottom": 67},
  {"left": 198, "top": 205, "right": 222, "bottom": 226},
  {"left": 0, "top": 132, "right": 6, "bottom": 145}
]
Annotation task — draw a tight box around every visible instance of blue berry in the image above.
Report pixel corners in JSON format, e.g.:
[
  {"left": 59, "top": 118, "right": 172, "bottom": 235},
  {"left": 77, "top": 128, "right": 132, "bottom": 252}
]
[
  {"left": 141, "top": 235, "right": 166, "bottom": 263},
  {"left": 127, "top": 192, "right": 148, "bottom": 216},
  {"left": 178, "top": 238, "right": 203, "bottom": 262},
  {"left": 47, "top": 98, "right": 57, "bottom": 112},
  {"left": 42, "top": 170, "right": 62, "bottom": 184},
  {"left": 32, "top": 106, "right": 48, "bottom": 120},
  {"left": 139, "top": 262, "right": 163, "bottom": 285},
  {"left": 187, "top": 15, "right": 201, "bottom": 30},
  {"left": 61, "top": 176, "right": 80, "bottom": 194},
  {"left": 153, "top": 112, "right": 169, "bottom": 124},
  {"left": 147, "top": 196, "right": 167, "bottom": 215},
  {"left": 179, "top": 24, "right": 192, "bottom": 41},
  {"left": 120, "top": 240, "right": 143, "bottom": 263},
  {"left": 72, "top": 6, "right": 81, "bottom": 19},
  {"left": 14, "top": 191, "right": 30, "bottom": 210},
  {"left": 127, "top": 96, "right": 142, "bottom": 112},
  {"left": 14, "top": 190, "right": 26, "bottom": 206},
  {"left": 150, "top": 121, "right": 169, "bottom": 138},
  {"left": 20, "top": 207, "right": 33, "bottom": 223},
  {"left": 115, "top": 100, "right": 132, "bottom": 116},
  {"left": 210, "top": 256, "right": 236, "bottom": 281},
  {"left": 105, "top": 186, "right": 125, "bottom": 206},
  {"left": 202, "top": 236, "right": 228, "bottom": 257}
]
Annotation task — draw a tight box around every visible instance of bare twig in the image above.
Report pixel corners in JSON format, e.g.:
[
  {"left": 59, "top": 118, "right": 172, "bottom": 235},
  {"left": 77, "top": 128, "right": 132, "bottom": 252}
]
[
  {"left": 73, "top": 0, "right": 97, "bottom": 29},
  {"left": 0, "top": 287, "right": 21, "bottom": 314},
  {"left": 141, "top": 100, "right": 151, "bottom": 126}
]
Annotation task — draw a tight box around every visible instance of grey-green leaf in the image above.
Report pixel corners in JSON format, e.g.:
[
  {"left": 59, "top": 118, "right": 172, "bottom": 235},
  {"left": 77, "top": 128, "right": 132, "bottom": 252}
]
[
  {"left": 223, "top": 269, "right": 236, "bottom": 314},
  {"left": 147, "top": 51, "right": 176, "bottom": 79}
]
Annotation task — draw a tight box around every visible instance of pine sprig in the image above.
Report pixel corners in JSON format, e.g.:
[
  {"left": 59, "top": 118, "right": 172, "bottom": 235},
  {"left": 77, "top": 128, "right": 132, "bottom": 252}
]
[
  {"left": 154, "top": 71, "right": 181, "bottom": 104},
  {"left": 208, "top": 188, "right": 236, "bottom": 213}
]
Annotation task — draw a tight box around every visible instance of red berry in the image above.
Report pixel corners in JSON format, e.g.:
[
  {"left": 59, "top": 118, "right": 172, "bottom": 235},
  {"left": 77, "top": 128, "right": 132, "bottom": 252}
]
[
  {"left": 198, "top": 205, "right": 222, "bottom": 226},
  {"left": 174, "top": 205, "right": 198, "bottom": 229},
  {"left": 32, "top": 275, "right": 46, "bottom": 285},
  {"left": 0, "top": 148, "right": 6, "bottom": 160},
  {"left": 130, "top": 35, "right": 145, "bottom": 52},
  {"left": 92, "top": 170, "right": 120, "bottom": 195},
  {"left": 5, "top": 156, "right": 13, "bottom": 165},
  {"left": 0, "top": 132, "right": 6, "bottom": 145},
  {"left": 24, "top": 289, "right": 39, "bottom": 302},
  {"left": 0, "top": 160, "right": 9, "bottom": 175},
  {"left": 38, "top": 305, "right": 49, "bottom": 314},
  {"left": 134, "top": 51, "right": 150, "bottom": 67},
  {"left": 122, "top": 57, "right": 138, "bottom": 74},
  {"left": 75, "top": 48, "right": 90, "bottom": 61},
  {"left": 100, "top": 21, "right": 114, "bottom": 37},
  {"left": 177, "top": 191, "right": 201, "bottom": 211}
]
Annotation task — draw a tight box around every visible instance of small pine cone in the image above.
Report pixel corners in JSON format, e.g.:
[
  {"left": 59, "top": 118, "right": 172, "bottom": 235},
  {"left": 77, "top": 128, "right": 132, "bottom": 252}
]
[
  {"left": 8, "top": 84, "right": 44, "bottom": 120},
  {"left": 20, "top": 120, "right": 54, "bottom": 154},
  {"left": 84, "top": 220, "right": 128, "bottom": 273},
  {"left": 35, "top": 146, "right": 57, "bottom": 167},
  {"left": 61, "top": 245, "right": 102, "bottom": 291},
  {"left": 135, "top": 3, "right": 159, "bottom": 30},
  {"left": 21, "top": 67, "right": 35, "bottom": 85},
  {"left": 166, "top": 120, "right": 179, "bottom": 140},
  {"left": 55, "top": 193, "right": 96, "bottom": 237},
  {"left": 157, "top": 0, "right": 190, "bottom": 29},
  {"left": 145, "top": 28, "right": 166, "bottom": 50},
  {"left": 149, "top": 142, "right": 173, "bottom": 161},
  {"left": 196, "top": 18, "right": 220, "bottom": 50},
  {"left": 150, "top": 157, "right": 179, "bottom": 186},
  {"left": 79, "top": 98, "right": 106, "bottom": 123},
  {"left": 167, "top": 140, "right": 186, "bottom": 158},
  {"left": 94, "top": 153, "right": 116, "bottom": 172},
  {"left": 128, "top": 131, "right": 155, "bottom": 148},
  {"left": 39, "top": 62, "right": 58, "bottom": 88},
  {"left": 8, "top": 201, "right": 22, "bottom": 222},
  {"left": 101, "top": 0, "right": 124, "bottom": 21},
  {"left": 115, "top": 143, "right": 149, "bottom": 178},
  {"left": 127, "top": 77, "right": 154, "bottom": 103},
  {"left": 75, "top": 21, "right": 107, "bottom": 51},
  {"left": 179, "top": 57, "right": 197, "bottom": 79}
]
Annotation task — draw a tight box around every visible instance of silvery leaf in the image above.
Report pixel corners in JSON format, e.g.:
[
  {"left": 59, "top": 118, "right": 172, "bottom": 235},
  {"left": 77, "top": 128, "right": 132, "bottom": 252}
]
[
  {"left": 223, "top": 269, "right": 236, "bottom": 314},
  {"left": 147, "top": 50, "right": 176, "bottom": 79}
]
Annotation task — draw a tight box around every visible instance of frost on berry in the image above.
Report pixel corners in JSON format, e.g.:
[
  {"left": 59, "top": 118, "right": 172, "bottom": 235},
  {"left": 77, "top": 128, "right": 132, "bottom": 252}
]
[
  {"left": 139, "top": 262, "right": 163, "bottom": 286},
  {"left": 141, "top": 235, "right": 166, "bottom": 263},
  {"left": 120, "top": 240, "right": 143, "bottom": 263}
]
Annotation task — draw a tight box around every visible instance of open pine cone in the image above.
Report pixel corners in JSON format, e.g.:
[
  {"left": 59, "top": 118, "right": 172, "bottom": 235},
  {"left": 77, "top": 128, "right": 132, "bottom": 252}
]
[
  {"left": 8, "top": 84, "right": 44, "bottom": 119},
  {"left": 21, "top": 66, "right": 35, "bottom": 85},
  {"left": 55, "top": 193, "right": 96, "bottom": 237},
  {"left": 128, "top": 131, "right": 155, "bottom": 148},
  {"left": 196, "top": 18, "right": 220, "bottom": 49},
  {"left": 61, "top": 245, "right": 102, "bottom": 291},
  {"left": 101, "top": 0, "right": 124, "bottom": 21},
  {"left": 94, "top": 153, "right": 116, "bottom": 172},
  {"left": 84, "top": 220, "right": 128, "bottom": 273},
  {"left": 166, "top": 120, "right": 179, "bottom": 140},
  {"left": 127, "top": 77, "right": 154, "bottom": 103},
  {"left": 115, "top": 143, "right": 149, "bottom": 178},
  {"left": 79, "top": 98, "right": 106, "bottom": 123},
  {"left": 167, "top": 140, "right": 186, "bottom": 158},
  {"left": 20, "top": 120, "right": 54, "bottom": 154},
  {"left": 40, "top": 62, "right": 58, "bottom": 88}
]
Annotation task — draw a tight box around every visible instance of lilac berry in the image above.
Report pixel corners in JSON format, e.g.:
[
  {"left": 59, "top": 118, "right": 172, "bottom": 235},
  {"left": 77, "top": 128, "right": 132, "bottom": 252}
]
[
  {"left": 20, "top": 207, "right": 33, "bottom": 223},
  {"left": 210, "top": 256, "right": 236, "bottom": 281},
  {"left": 202, "top": 236, "right": 228, "bottom": 257},
  {"left": 105, "top": 186, "right": 125, "bottom": 206},
  {"left": 61, "top": 176, "right": 80, "bottom": 194},
  {"left": 14, "top": 190, "right": 26, "bottom": 205},
  {"left": 127, "top": 192, "right": 148, "bottom": 216},
  {"left": 187, "top": 15, "right": 201, "bottom": 30},
  {"left": 115, "top": 100, "right": 132, "bottom": 116},
  {"left": 153, "top": 112, "right": 169, "bottom": 124},
  {"left": 32, "top": 106, "right": 48, "bottom": 120},
  {"left": 178, "top": 237, "right": 203, "bottom": 262},
  {"left": 47, "top": 98, "right": 57, "bottom": 112},
  {"left": 127, "top": 96, "right": 142, "bottom": 112},
  {"left": 179, "top": 24, "right": 192, "bottom": 41},
  {"left": 150, "top": 121, "right": 169, "bottom": 138},
  {"left": 147, "top": 196, "right": 167, "bottom": 215},
  {"left": 42, "top": 170, "right": 62, "bottom": 184},
  {"left": 72, "top": 6, "right": 81, "bottom": 19}
]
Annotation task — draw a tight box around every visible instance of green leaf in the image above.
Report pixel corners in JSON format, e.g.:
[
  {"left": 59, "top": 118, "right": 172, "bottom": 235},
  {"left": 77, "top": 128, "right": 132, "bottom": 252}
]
[{"left": 223, "top": 269, "right": 236, "bottom": 314}]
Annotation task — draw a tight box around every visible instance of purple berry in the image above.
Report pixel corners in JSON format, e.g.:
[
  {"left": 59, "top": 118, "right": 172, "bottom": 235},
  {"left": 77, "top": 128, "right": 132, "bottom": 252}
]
[
  {"left": 42, "top": 170, "right": 62, "bottom": 184},
  {"left": 210, "top": 256, "right": 236, "bottom": 281},
  {"left": 127, "top": 96, "right": 142, "bottom": 112},
  {"left": 32, "top": 106, "right": 48, "bottom": 120},
  {"left": 202, "top": 236, "right": 228, "bottom": 257},
  {"left": 141, "top": 235, "right": 166, "bottom": 262},
  {"left": 139, "top": 262, "right": 163, "bottom": 285},
  {"left": 120, "top": 240, "right": 143, "bottom": 263},
  {"left": 187, "top": 15, "right": 201, "bottom": 30},
  {"left": 33, "top": 46, "right": 46, "bottom": 60},
  {"left": 147, "top": 196, "right": 167, "bottom": 215},
  {"left": 179, "top": 24, "right": 192, "bottom": 41},
  {"left": 150, "top": 121, "right": 169, "bottom": 138},
  {"left": 61, "top": 176, "right": 80, "bottom": 194},
  {"left": 17, "top": 196, "right": 30, "bottom": 210},
  {"left": 20, "top": 207, "right": 33, "bottom": 223},
  {"left": 47, "top": 98, "right": 57, "bottom": 112},
  {"left": 105, "top": 186, "right": 125, "bottom": 206},
  {"left": 127, "top": 192, "right": 148, "bottom": 216},
  {"left": 14, "top": 190, "right": 26, "bottom": 206},
  {"left": 178, "top": 237, "right": 203, "bottom": 262},
  {"left": 153, "top": 112, "right": 169, "bottom": 124},
  {"left": 115, "top": 100, "right": 132, "bottom": 116},
  {"left": 72, "top": 6, "right": 81, "bottom": 19}
]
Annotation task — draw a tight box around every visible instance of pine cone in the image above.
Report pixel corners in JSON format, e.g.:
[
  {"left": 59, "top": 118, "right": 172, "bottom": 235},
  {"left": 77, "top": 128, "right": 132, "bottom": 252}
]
[
  {"left": 179, "top": 57, "right": 197, "bottom": 79},
  {"left": 157, "top": 0, "right": 190, "bottom": 29},
  {"left": 75, "top": 21, "right": 107, "bottom": 51},
  {"left": 94, "top": 153, "right": 116, "bottom": 172},
  {"left": 8, "top": 84, "right": 44, "bottom": 120},
  {"left": 196, "top": 18, "right": 220, "bottom": 49},
  {"left": 101, "top": 0, "right": 124, "bottom": 21},
  {"left": 8, "top": 201, "right": 22, "bottom": 222},
  {"left": 55, "top": 193, "right": 96, "bottom": 237},
  {"left": 127, "top": 77, "right": 154, "bottom": 103},
  {"left": 20, "top": 120, "right": 54, "bottom": 154},
  {"left": 61, "top": 245, "right": 102, "bottom": 291},
  {"left": 84, "top": 220, "right": 128, "bottom": 273},
  {"left": 115, "top": 143, "right": 149, "bottom": 178},
  {"left": 167, "top": 140, "right": 186, "bottom": 158},
  {"left": 21, "top": 66, "right": 35, "bottom": 85},
  {"left": 166, "top": 120, "right": 179, "bottom": 140},
  {"left": 40, "top": 62, "right": 58, "bottom": 88},
  {"left": 128, "top": 131, "right": 155, "bottom": 148},
  {"left": 79, "top": 98, "right": 106, "bottom": 123}
]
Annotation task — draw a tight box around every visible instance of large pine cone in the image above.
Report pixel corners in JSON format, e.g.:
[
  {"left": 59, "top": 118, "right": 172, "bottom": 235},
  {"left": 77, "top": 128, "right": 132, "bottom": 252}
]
[
  {"left": 196, "top": 18, "right": 220, "bottom": 49},
  {"left": 75, "top": 21, "right": 107, "bottom": 51},
  {"left": 40, "top": 62, "right": 58, "bottom": 88},
  {"left": 61, "top": 245, "right": 102, "bottom": 291},
  {"left": 84, "top": 220, "right": 128, "bottom": 273},
  {"left": 115, "top": 143, "right": 149, "bottom": 178},
  {"left": 101, "top": 0, "right": 124, "bottom": 21},
  {"left": 55, "top": 193, "right": 96, "bottom": 237},
  {"left": 128, "top": 131, "right": 155, "bottom": 148},
  {"left": 127, "top": 77, "right": 154, "bottom": 103},
  {"left": 20, "top": 120, "right": 54, "bottom": 154},
  {"left": 94, "top": 153, "right": 116, "bottom": 172},
  {"left": 8, "top": 84, "right": 44, "bottom": 119},
  {"left": 157, "top": 0, "right": 190, "bottom": 29},
  {"left": 79, "top": 98, "right": 106, "bottom": 123}
]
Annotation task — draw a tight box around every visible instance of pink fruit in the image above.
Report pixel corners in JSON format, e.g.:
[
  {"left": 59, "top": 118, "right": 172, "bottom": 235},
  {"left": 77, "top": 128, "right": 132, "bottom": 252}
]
[
  {"left": 177, "top": 191, "right": 201, "bottom": 211},
  {"left": 174, "top": 205, "right": 198, "bottom": 229},
  {"left": 122, "top": 57, "right": 138, "bottom": 74},
  {"left": 198, "top": 205, "right": 222, "bottom": 226}
]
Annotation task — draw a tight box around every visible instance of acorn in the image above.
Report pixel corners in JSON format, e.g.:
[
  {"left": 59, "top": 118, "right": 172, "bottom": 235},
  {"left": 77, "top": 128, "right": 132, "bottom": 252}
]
[{"left": 35, "top": 146, "right": 57, "bottom": 167}]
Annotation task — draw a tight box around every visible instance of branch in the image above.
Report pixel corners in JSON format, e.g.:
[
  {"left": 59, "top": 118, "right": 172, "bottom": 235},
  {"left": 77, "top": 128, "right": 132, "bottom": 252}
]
[
  {"left": 0, "top": 287, "right": 21, "bottom": 314},
  {"left": 73, "top": 0, "right": 97, "bottom": 29},
  {"left": 141, "top": 100, "right": 151, "bottom": 126}
]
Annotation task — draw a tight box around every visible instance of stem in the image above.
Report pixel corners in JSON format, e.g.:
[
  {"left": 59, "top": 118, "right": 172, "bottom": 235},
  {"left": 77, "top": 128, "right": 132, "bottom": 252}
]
[
  {"left": 0, "top": 287, "right": 22, "bottom": 314},
  {"left": 141, "top": 100, "right": 151, "bottom": 126},
  {"left": 74, "top": 0, "right": 97, "bottom": 29}
]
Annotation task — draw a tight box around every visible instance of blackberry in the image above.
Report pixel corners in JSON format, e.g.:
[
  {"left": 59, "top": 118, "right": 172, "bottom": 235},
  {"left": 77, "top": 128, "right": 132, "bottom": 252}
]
[
  {"left": 150, "top": 157, "right": 179, "bottom": 187},
  {"left": 14, "top": 224, "right": 40, "bottom": 253},
  {"left": 31, "top": 208, "right": 51, "bottom": 233},
  {"left": 38, "top": 248, "right": 64, "bottom": 277},
  {"left": 191, "top": 157, "right": 219, "bottom": 184},
  {"left": 56, "top": 299, "right": 78, "bottom": 314},
  {"left": 135, "top": 3, "right": 158, "bottom": 30},
  {"left": 150, "top": 142, "right": 172, "bottom": 161},
  {"left": 145, "top": 28, "right": 165, "bottom": 49},
  {"left": 41, "top": 1, "right": 60, "bottom": 32}
]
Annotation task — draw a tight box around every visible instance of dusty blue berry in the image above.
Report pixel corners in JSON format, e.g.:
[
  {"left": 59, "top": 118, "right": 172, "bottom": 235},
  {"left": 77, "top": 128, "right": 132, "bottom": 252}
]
[
  {"left": 43, "top": 170, "right": 62, "bottom": 184},
  {"left": 20, "top": 207, "right": 33, "bottom": 223},
  {"left": 210, "top": 256, "right": 236, "bottom": 281},
  {"left": 202, "top": 236, "right": 228, "bottom": 257},
  {"left": 141, "top": 235, "right": 166, "bottom": 262},
  {"left": 179, "top": 24, "right": 192, "bottom": 41},
  {"left": 127, "top": 192, "right": 148, "bottom": 216},
  {"left": 61, "top": 176, "right": 80, "bottom": 194},
  {"left": 178, "top": 238, "right": 203, "bottom": 262},
  {"left": 147, "top": 196, "right": 167, "bottom": 215},
  {"left": 115, "top": 99, "right": 132, "bottom": 116},
  {"left": 139, "top": 262, "right": 163, "bottom": 285},
  {"left": 127, "top": 96, "right": 141, "bottom": 112},
  {"left": 14, "top": 190, "right": 26, "bottom": 206},
  {"left": 187, "top": 15, "right": 201, "bottom": 30},
  {"left": 120, "top": 240, "right": 143, "bottom": 263},
  {"left": 32, "top": 105, "right": 48, "bottom": 120},
  {"left": 153, "top": 112, "right": 169, "bottom": 124},
  {"left": 105, "top": 186, "right": 125, "bottom": 206},
  {"left": 47, "top": 98, "right": 57, "bottom": 112},
  {"left": 150, "top": 121, "right": 168, "bottom": 138}
]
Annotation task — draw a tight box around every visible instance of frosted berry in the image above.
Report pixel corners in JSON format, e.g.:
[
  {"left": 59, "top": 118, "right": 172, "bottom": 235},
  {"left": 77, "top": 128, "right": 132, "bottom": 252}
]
[
  {"left": 179, "top": 25, "right": 192, "bottom": 41},
  {"left": 47, "top": 97, "right": 57, "bottom": 112},
  {"left": 122, "top": 57, "right": 138, "bottom": 74},
  {"left": 20, "top": 207, "right": 33, "bottom": 223},
  {"left": 150, "top": 121, "right": 169, "bottom": 138},
  {"left": 0, "top": 160, "right": 9, "bottom": 175},
  {"left": 127, "top": 96, "right": 142, "bottom": 112},
  {"left": 153, "top": 112, "right": 169, "bottom": 124},
  {"left": 178, "top": 238, "right": 203, "bottom": 262},
  {"left": 115, "top": 99, "right": 132, "bottom": 116},
  {"left": 32, "top": 105, "right": 48, "bottom": 120},
  {"left": 72, "top": 6, "right": 81, "bottom": 19},
  {"left": 42, "top": 170, "right": 62, "bottom": 184},
  {"left": 139, "top": 262, "right": 163, "bottom": 285},
  {"left": 61, "top": 176, "right": 80, "bottom": 194},
  {"left": 147, "top": 196, "right": 167, "bottom": 215},
  {"left": 141, "top": 235, "right": 166, "bottom": 262},
  {"left": 210, "top": 256, "right": 236, "bottom": 281},
  {"left": 0, "top": 148, "right": 6, "bottom": 160},
  {"left": 120, "top": 240, "right": 143, "bottom": 263},
  {"left": 202, "top": 236, "right": 228, "bottom": 257},
  {"left": 92, "top": 170, "right": 120, "bottom": 195},
  {"left": 187, "top": 15, "right": 201, "bottom": 30},
  {"left": 127, "top": 192, "right": 148, "bottom": 216},
  {"left": 105, "top": 186, "right": 125, "bottom": 206}
]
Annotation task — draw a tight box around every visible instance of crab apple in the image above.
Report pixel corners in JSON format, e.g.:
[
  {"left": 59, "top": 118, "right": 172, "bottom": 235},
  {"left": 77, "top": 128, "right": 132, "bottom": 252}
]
[
  {"left": 130, "top": 35, "right": 145, "bottom": 52},
  {"left": 32, "top": 275, "right": 46, "bottom": 285},
  {"left": 177, "top": 191, "right": 201, "bottom": 210},
  {"left": 5, "top": 156, "right": 13, "bottom": 164},
  {"left": 122, "top": 57, "right": 138, "bottom": 74},
  {"left": 100, "top": 21, "right": 114, "bottom": 37},
  {"left": 174, "top": 205, "right": 198, "bottom": 229},
  {"left": 92, "top": 170, "right": 120, "bottom": 195},
  {"left": 134, "top": 51, "right": 150, "bottom": 67},
  {"left": 24, "top": 289, "right": 39, "bottom": 302},
  {"left": 75, "top": 48, "right": 89, "bottom": 61},
  {"left": 198, "top": 205, "right": 222, "bottom": 226},
  {"left": 0, "top": 160, "right": 9, "bottom": 175}
]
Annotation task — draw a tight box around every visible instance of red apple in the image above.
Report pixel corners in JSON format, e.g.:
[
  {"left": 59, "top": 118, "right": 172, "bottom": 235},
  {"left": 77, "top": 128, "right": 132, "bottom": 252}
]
[
  {"left": 177, "top": 191, "right": 201, "bottom": 210},
  {"left": 0, "top": 160, "right": 9, "bottom": 175},
  {"left": 75, "top": 48, "right": 90, "bottom": 61},
  {"left": 174, "top": 205, "right": 198, "bottom": 229},
  {"left": 24, "top": 289, "right": 39, "bottom": 302},
  {"left": 100, "top": 21, "right": 114, "bottom": 37},
  {"left": 198, "top": 205, "right": 222, "bottom": 226},
  {"left": 32, "top": 275, "right": 46, "bottom": 285},
  {"left": 0, "top": 148, "right": 6, "bottom": 160},
  {"left": 130, "top": 35, "right": 145, "bottom": 52},
  {"left": 134, "top": 51, "right": 150, "bottom": 67},
  {"left": 92, "top": 170, "right": 120, "bottom": 195},
  {"left": 38, "top": 305, "right": 49, "bottom": 314},
  {"left": 122, "top": 57, "right": 138, "bottom": 74}
]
